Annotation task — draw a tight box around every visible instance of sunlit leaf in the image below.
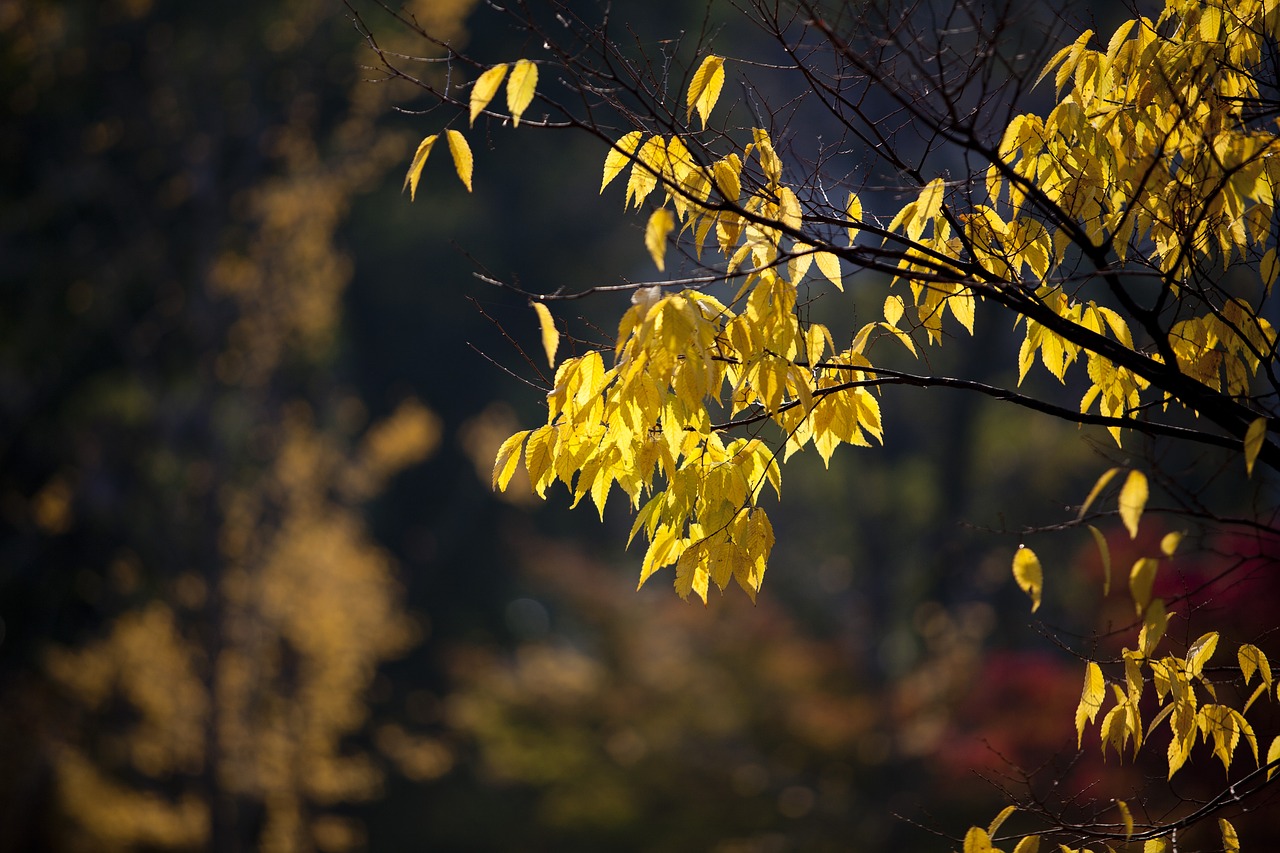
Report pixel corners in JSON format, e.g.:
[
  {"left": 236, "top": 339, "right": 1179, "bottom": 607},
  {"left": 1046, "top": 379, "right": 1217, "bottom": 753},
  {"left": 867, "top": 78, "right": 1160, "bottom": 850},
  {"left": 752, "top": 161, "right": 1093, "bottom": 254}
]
[
  {"left": 506, "top": 59, "right": 538, "bottom": 127},
  {"left": 1012, "top": 837, "right": 1040, "bottom": 853},
  {"left": 532, "top": 301, "right": 559, "bottom": 369},
  {"left": 1129, "top": 558, "right": 1158, "bottom": 617},
  {"left": 1078, "top": 466, "right": 1120, "bottom": 520},
  {"left": 601, "top": 131, "right": 644, "bottom": 194},
  {"left": 963, "top": 826, "right": 993, "bottom": 853},
  {"left": 987, "top": 805, "right": 1017, "bottom": 836},
  {"left": 1077, "top": 661, "right": 1106, "bottom": 747},
  {"left": 1118, "top": 469, "right": 1147, "bottom": 539},
  {"left": 686, "top": 55, "right": 726, "bottom": 129},
  {"left": 645, "top": 207, "right": 675, "bottom": 271},
  {"left": 1220, "top": 818, "right": 1239, "bottom": 853},
  {"left": 446, "top": 129, "right": 473, "bottom": 192},
  {"left": 1012, "top": 547, "right": 1043, "bottom": 612},
  {"left": 1159, "top": 531, "right": 1181, "bottom": 556},
  {"left": 1245, "top": 417, "right": 1267, "bottom": 476},
  {"left": 403, "top": 134, "right": 438, "bottom": 201},
  {"left": 492, "top": 429, "right": 530, "bottom": 490},
  {"left": 469, "top": 64, "right": 508, "bottom": 125},
  {"left": 1088, "top": 525, "right": 1111, "bottom": 595},
  {"left": 1116, "top": 800, "right": 1133, "bottom": 840}
]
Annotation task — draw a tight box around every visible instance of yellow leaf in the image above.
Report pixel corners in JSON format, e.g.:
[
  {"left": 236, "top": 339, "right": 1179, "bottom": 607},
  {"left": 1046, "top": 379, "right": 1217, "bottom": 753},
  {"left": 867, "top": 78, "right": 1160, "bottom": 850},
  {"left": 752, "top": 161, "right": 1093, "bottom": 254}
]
[
  {"left": 1262, "top": 247, "right": 1279, "bottom": 292},
  {"left": 686, "top": 54, "right": 726, "bottom": 129},
  {"left": 1077, "top": 466, "right": 1120, "bottom": 520},
  {"left": 987, "top": 805, "right": 1017, "bottom": 836},
  {"left": 814, "top": 251, "right": 843, "bottom": 290},
  {"left": 506, "top": 59, "right": 538, "bottom": 127},
  {"left": 846, "top": 192, "right": 862, "bottom": 245},
  {"left": 1142, "top": 840, "right": 1167, "bottom": 853},
  {"left": 1159, "top": 531, "right": 1181, "bottom": 556},
  {"left": 601, "top": 131, "right": 644, "bottom": 194},
  {"left": 1118, "top": 469, "right": 1147, "bottom": 539},
  {"left": 446, "top": 129, "right": 473, "bottom": 192},
  {"left": 713, "top": 157, "right": 742, "bottom": 204},
  {"left": 645, "top": 207, "right": 675, "bottom": 271},
  {"left": 1129, "top": 558, "right": 1158, "bottom": 617},
  {"left": 1239, "top": 643, "right": 1272, "bottom": 688},
  {"left": 532, "top": 301, "right": 559, "bottom": 369},
  {"left": 1187, "top": 632, "right": 1219, "bottom": 678},
  {"left": 1220, "top": 818, "right": 1239, "bottom": 853},
  {"left": 1076, "top": 661, "right": 1105, "bottom": 747},
  {"left": 1115, "top": 800, "right": 1133, "bottom": 840},
  {"left": 963, "top": 826, "right": 994, "bottom": 853},
  {"left": 403, "top": 134, "right": 438, "bottom": 201},
  {"left": 492, "top": 429, "right": 530, "bottom": 491},
  {"left": 1088, "top": 525, "right": 1111, "bottom": 596},
  {"left": 1245, "top": 417, "right": 1267, "bottom": 476},
  {"left": 1267, "top": 735, "right": 1280, "bottom": 780},
  {"left": 469, "top": 64, "right": 508, "bottom": 125},
  {"left": 1012, "top": 547, "right": 1043, "bottom": 612},
  {"left": 884, "top": 294, "right": 905, "bottom": 327},
  {"left": 1012, "top": 838, "right": 1040, "bottom": 853},
  {"left": 523, "top": 423, "right": 557, "bottom": 498}
]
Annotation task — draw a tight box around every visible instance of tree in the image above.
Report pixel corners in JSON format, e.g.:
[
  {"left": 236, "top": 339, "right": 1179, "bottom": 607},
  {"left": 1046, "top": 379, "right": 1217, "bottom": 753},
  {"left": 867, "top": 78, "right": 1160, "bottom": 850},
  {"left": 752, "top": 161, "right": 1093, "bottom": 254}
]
[
  {"left": 366, "top": 0, "right": 1280, "bottom": 848},
  {"left": 0, "top": 0, "right": 468, "bottom": 849}
]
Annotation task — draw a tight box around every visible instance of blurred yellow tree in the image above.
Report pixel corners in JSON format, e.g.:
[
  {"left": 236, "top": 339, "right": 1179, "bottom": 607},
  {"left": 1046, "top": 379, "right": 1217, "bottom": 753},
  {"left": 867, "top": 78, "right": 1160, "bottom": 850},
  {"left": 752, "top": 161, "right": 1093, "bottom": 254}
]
[{"left": 0, "top": 0, "right": 472, "bottom": 850}]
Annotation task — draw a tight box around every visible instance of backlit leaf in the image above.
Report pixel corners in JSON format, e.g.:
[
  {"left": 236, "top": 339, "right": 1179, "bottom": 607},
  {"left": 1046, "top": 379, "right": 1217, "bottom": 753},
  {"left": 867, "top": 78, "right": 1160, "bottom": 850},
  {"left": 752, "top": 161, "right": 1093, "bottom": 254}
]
[
  {"left": 446, "top": 129, "right": 473, "bottom": 192},
  {"left": 1012, "top": 837, "right": 1040, "bottom": 853},
  {"left": 1159, "top": 531, "right": 1181, "bottom": 556},
  {"left": 1118, "top": 469, "right": 1147, "bottom": 539},
  {"left": 645, "top": 207, "right": 675, "bottom": 271},
  {"left": 492, "top": 429, "right": 530, "bottom": 490},
  {"left": 506, "top": 59, "right": 538, "bottom": 127},
  {"left": 469, "top": 64, "right": 508, "bottom": 125},
  {"left": 814, "top": 251, "right": 843, "bottom": 290},
  {"left": 533, "top": 301, "right": 559, "bottom": 369},
  {"left": 687, "top": 55, "right": 726, "bottom": 129},
  {"left": 1268, "top": 735, "right": 1280, "bottom": 780},
  {"left": 1012, "top": 547, "right": 1043, "bottom": 612},
  {"left": 1220, "top": 818, "right": 1239, "bottom": 853},
  {"left": 404, "top": 134, "right": 438, "bottom": 201},
  {"left": 1078, "top": 466, "right": 1120, "bottom": 520},
  {"left": 963, "top": 827, "right": 993, "bottom": 853},
  {"left": 1116, "top": 800, "right": 1133, "bottom": 840},
  {"left": 601, "top": 131, "right": 644, "bottom": 194},
  {"left": 1129, "top": 558, "right": 1158, "bottom": 617},
  {"left": 987, "top": 805, "right": 1017, "bottom": 836},
  {"left": 1245, "top": 417, "right": 1267, "bottom": 476},
  {"left": 1088, "top": 525, "right": 1111, "bottom": 595},
  {"left": 1077, "top": 661, "right": 1105, "bottom": 747}
]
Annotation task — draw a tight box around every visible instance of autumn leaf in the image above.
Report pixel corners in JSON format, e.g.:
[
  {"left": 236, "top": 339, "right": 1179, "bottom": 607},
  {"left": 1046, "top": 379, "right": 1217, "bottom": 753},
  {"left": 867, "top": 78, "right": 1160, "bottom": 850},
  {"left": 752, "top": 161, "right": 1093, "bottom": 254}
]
[
  {"left": 645, "top": 207, "right": 675, "bottom": 271},
  {"left": 1012, "top": 547, "right": 1043, "bottom": 612},
  {"left": 532, "top": 301, "right": 559, "bottom": 369},
  {"left": 403, "top": 134, "right": 438, "bottom": 201},
  {"left": 470, "top": 64, "right": 508, "bottom": 125},
  {"left": 506, "top": 59, "right": 538, "bottom": 126},
  {"left": 1118, "top": 469, "right": 1147, "bottom": 539},
  {"left": 1076, "top": 661, "right": 1105, "bottom": 747},
  {"left": 1245, "top": 417, "right": 1267, "bottom": 476},
  {"left": 446, "top": 129, "right": 473, "bottom": 192},
  {"left": 492, "top": 429, "right": 530, "bottom": 491},
  {"left": 686, "top": 55, "right": 726, "bottom": 129}
]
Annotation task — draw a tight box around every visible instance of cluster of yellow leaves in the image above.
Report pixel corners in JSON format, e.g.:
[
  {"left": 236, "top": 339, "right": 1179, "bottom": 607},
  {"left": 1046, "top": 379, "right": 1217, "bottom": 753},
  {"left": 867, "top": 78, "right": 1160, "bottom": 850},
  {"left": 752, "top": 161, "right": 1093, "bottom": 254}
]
[
  {"left": 404, "top": 59, "right": 539, "bottom": 198},
  {"left": 983, "top": 0, "right": 1278, "bottom": 433},
  {"left": 437, "top": 0, "right": 1278, "bottom": 600},
  {"left": 961, "top": 806, "right": 1242, "bottom": 853},
  {"left": 1011, "top": 466, "right": 1278, "bottom": 850},
  {"left": 488, "top": 65, "right": 924, "bottom": 600}
]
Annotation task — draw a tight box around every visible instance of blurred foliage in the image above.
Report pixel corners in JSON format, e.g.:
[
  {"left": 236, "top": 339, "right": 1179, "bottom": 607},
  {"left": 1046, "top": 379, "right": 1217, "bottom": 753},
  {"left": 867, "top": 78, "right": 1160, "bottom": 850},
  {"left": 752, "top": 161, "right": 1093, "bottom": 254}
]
[{"left": 0, "top": 0, "right": 467, "bottom": 849}]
